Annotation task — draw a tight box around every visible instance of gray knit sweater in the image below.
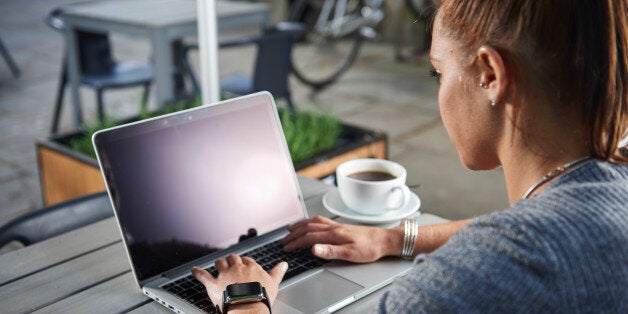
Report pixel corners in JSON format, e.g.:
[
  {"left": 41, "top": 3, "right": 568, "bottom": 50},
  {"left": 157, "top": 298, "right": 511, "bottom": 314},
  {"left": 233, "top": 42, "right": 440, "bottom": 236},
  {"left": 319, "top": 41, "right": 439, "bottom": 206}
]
[{"left": 379, "top": 160, "right": 628, "bottom": 312}]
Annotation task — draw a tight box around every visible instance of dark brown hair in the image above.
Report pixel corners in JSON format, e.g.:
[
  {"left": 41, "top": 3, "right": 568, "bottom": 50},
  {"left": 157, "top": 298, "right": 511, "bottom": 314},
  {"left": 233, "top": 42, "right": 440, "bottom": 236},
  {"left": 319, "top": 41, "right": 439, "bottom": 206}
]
[{"left": 435, "top": 0, "right": 628, "bottom": 162}]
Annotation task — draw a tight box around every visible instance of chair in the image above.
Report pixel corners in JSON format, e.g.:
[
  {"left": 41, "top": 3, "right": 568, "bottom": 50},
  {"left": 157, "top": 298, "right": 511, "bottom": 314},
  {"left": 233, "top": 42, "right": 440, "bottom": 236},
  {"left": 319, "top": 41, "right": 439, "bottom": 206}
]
[
  {"left": 45, "top": 8, "right": 154, "bottom": 135},
  {"left": 180, "top": 22, "right": 304, "bottom": 111},
  {"left": 0, "top": 192, "right": 113, "bottom": 249},
  {"left": 0, "top": 36, "right": 20, "bottom": 78}
]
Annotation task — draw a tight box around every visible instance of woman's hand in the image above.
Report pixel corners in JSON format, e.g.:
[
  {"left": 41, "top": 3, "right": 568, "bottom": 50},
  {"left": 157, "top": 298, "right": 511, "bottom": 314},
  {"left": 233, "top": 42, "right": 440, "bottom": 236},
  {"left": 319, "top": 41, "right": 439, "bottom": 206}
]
[
  {"left": 281, "top": 216, "right": 403, "bottom": 263},
  {"left": 192, "top": 254, "right": 288, "bottom": 313}
]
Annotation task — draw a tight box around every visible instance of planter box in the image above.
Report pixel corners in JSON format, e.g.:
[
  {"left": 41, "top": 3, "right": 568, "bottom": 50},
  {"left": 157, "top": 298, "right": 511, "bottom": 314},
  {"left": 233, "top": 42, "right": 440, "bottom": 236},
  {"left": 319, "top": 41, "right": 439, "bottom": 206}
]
[{"left": 37, "top": 124, "right": 387, "bottom": 206}]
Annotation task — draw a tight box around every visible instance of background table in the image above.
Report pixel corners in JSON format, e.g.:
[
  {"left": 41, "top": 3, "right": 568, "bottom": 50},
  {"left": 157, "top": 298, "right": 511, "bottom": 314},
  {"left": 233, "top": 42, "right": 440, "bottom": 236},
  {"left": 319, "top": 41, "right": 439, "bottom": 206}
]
[
  {"left": 0, "top": 177, "right": 448, "bottom": 313},
  {"left": 61, "top": 0, "right": 270, "bottom": 128}
]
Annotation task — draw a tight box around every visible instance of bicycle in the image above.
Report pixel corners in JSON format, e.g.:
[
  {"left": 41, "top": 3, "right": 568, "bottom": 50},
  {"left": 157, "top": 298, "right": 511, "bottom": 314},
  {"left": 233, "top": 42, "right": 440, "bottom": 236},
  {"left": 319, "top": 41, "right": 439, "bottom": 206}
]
[{"left": 288, "top": 0, "right": 434, "bottom": 90}]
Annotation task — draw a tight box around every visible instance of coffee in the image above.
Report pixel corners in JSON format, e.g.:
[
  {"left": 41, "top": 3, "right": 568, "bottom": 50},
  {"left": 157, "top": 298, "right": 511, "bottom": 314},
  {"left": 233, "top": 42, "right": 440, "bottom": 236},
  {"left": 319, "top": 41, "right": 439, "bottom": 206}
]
[
  {"left": 337, "top": 159, "right": 410, "bottom": 214},
  {"left": 348, "top": 170, "right": 396, "bottom": 181}
]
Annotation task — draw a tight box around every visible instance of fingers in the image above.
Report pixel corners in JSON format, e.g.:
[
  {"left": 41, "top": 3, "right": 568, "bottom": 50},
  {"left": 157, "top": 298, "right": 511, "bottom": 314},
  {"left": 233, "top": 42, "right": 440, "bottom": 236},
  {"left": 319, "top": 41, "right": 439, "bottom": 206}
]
[
  {"left": 283, "top": 230, "right": 340, "bottom": 252},
  {"left": 312, "top": 244, "right": 353, "bottom": 261},
  {"left": 268, "top": 261, "right": 289, "bottom": 285},
  {"left": 241, "top": 256, "right": 288, "bottom": 284},
  {"left": 191, "top": 266, "right": 215, "bottom": 286},
  {"left": 215, "top": 258, "right": 228, "bottom": 272},
  {"left": 215, "top": 254, "right": 246, "bottom": 273},
  {"left": 281, "top": 222, "right": 334, "bottom": 245},
  {"left": 241, "top": 256, "right": 260, "bottom": 266},
  {"left": 226, "top": 253, "right": 242, "bottom": 266},
  {"left": 287, "top": 216, "right": 336, "bottom": 232},
  {"left": 282, "top": 217, "right": 343, "bottom": 252}
]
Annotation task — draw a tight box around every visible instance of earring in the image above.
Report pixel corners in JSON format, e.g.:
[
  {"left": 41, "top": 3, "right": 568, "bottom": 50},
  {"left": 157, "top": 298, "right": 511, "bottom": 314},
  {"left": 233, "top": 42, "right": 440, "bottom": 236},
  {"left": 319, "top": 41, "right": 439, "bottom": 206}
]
[
  {"left": 480, "top": 82, "right": 488, "bottom": 89},
  {"left": 490, "top": 98, "right": 497, "bottom": 106}
]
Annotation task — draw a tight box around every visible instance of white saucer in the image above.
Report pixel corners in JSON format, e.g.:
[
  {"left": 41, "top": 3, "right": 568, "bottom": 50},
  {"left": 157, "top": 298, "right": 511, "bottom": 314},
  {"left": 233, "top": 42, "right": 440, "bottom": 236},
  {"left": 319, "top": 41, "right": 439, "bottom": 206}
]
[{"left": 322, "top": 190, "right": 421, "bottom": 224}]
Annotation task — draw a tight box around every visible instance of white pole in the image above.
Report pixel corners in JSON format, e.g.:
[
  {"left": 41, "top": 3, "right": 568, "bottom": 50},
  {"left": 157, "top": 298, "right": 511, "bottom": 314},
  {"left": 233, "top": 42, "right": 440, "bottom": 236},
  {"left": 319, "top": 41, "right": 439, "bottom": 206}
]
[{"left": 197, "top": 0, "right": 220, "bottom": 104}]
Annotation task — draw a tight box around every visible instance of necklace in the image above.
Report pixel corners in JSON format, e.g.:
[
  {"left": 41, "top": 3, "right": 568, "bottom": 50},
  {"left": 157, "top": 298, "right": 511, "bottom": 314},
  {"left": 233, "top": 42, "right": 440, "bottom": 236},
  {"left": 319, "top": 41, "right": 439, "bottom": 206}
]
[{"left": 522, "top": 156, "right": 592, "bottom": 200}]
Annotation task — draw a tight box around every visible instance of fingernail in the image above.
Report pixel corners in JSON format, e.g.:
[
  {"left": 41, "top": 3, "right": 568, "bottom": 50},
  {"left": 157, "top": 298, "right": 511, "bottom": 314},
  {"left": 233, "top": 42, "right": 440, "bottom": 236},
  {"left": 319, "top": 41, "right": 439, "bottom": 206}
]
[
  {"left": 280, "top": 261, "right": 288, "bottom": 271},
  {"left": 313, "top": 245, "right": 325, "bottom": 256}
]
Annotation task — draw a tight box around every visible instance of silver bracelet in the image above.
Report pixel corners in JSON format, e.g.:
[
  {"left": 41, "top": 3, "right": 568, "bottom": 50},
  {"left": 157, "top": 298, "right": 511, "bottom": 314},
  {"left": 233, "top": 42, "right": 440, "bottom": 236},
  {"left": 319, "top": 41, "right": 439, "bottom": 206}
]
[{"left": 401, "top": 218, "right": 418, "bottom": 259}]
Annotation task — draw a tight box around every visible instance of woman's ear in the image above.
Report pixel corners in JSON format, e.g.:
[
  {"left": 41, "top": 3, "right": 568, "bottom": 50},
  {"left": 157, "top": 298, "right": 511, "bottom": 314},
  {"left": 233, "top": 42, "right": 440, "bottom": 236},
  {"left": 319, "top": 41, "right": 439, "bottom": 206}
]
[{"left": 477, "top": 45, "right": 510, "bottom": 105}]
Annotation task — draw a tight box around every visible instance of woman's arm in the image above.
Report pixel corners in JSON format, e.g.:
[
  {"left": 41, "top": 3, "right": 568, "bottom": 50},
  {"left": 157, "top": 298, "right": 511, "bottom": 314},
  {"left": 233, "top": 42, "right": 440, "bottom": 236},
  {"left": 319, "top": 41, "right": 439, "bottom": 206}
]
[
  {"left": 281, "top": 216, "right": 473, "bottom": 262},
  {"left": 192, "top": 217, "right": 474, "bottom": 312},
  {"left": 387, "top": 218, "right": 474, "bottom": 256}
]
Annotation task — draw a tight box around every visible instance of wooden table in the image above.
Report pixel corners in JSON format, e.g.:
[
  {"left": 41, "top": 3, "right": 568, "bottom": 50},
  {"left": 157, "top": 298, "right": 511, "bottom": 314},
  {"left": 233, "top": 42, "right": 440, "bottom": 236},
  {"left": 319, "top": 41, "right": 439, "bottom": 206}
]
[
  {"left": 0, "top": 177, "right": 448, "bottom": 313},
  {"left": 61, "top": 0, "right": 270, "bottom": 129}
]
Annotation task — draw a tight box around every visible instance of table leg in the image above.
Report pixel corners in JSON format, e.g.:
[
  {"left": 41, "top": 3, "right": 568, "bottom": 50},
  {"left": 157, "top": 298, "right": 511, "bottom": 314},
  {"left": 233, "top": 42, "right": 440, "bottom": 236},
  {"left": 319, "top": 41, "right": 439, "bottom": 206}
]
[
  {"left": 152, "top": 30, "right": 174, "bottom": 107},
  {"left": 65, "top": 27, "right": 84, "bottom": 129},
  {"left": 172, "top": 39, "right": 188, "bottom": 99}
]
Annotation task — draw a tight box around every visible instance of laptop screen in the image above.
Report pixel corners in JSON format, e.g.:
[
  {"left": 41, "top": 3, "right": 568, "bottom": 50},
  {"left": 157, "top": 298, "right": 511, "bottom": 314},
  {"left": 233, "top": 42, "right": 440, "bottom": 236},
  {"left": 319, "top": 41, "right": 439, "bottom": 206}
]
[{"left": 94, "top": 94, "right": 306, "bottom": 282}]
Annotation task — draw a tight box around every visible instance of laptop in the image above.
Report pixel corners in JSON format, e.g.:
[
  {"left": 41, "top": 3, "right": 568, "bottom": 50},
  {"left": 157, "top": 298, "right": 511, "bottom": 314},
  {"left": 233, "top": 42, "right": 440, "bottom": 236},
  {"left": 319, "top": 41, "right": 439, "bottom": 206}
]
[{"left": 93, "top": 92, "right": 413, "bottom": 313}]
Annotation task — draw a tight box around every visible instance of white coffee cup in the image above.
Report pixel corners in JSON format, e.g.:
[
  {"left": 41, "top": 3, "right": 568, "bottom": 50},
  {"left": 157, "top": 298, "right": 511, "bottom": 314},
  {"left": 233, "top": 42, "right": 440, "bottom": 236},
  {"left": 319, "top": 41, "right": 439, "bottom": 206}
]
[{"left": 336, "top": 158, "right": 411, "bottom": 215}]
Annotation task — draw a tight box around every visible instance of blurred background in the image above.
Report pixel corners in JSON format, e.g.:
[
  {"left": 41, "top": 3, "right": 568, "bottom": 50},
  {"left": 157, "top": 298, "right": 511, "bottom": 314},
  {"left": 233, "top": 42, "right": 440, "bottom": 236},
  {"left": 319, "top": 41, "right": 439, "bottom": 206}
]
[{"left": 0, "top": 0, "right": 509, "bottom": 230}]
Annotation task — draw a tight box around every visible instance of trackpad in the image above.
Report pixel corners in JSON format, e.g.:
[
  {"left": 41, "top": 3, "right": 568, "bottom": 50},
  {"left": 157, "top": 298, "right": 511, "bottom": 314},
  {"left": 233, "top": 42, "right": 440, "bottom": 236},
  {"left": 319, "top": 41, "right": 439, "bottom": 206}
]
[{"left": 278, "top": 270, "right": 364, "bottom": 313}]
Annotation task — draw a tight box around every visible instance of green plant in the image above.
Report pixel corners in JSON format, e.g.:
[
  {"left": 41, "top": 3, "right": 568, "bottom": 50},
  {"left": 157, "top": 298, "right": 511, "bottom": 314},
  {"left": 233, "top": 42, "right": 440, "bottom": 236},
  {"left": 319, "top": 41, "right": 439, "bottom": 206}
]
[
  {"left": 280, "top": 109, "right": 342, "bottom": 163},
  {"left": 69, "top": 116, "right": 119, "bottom": 158},
  {"left": 68, "top": 98, "right": 342, "bottom": 164}
]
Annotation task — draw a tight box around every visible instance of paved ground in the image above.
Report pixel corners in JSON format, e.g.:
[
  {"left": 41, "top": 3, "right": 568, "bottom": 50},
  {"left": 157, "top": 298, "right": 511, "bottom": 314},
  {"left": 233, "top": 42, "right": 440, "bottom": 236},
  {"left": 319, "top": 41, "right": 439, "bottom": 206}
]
[{"left": 0, "top": 0, "right": 509, "bottom": 231}]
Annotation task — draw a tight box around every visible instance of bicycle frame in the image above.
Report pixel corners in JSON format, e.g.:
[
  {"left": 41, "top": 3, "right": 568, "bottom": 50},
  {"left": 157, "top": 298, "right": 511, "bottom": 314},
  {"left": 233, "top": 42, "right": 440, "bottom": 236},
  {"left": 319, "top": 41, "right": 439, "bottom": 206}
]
[{"left": 312, "top": 0, "right": 384, "bottom": 38}]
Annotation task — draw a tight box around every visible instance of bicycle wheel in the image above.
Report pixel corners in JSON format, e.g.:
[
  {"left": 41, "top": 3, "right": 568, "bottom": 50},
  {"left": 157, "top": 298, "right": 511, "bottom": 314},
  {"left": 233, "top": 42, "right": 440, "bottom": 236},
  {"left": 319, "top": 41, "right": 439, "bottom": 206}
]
[{"left": 289, "top": 0, "right": 365, "bottom": 89}]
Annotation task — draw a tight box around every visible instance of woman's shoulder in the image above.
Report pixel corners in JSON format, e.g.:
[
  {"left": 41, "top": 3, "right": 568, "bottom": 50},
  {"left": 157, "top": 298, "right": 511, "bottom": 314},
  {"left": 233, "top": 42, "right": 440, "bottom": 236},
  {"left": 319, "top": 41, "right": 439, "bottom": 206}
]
[
  {"left": 545, "top": 158, "right": 628, "bottom": 195},
  {"left": 460, "top": 158, "right": 628, "bottom": 284},
  {"left": 504, "top": 159, "right": 628, "bottom": 228},
  {"left": 552, "top": 158, "right": 627, "bottom": 185},
  {"left": 457, "top": 159, "right": 627, "bottom": 272},
  {"left": 475, "top": 160, "right": 628, "bottom": 249}
]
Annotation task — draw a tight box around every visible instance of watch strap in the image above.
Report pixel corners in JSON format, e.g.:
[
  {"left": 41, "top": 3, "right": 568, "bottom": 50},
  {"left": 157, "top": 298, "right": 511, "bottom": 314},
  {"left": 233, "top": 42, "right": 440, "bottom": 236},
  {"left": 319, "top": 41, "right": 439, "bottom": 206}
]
[{"left": 260, "top": 287, "right": 272, "bottom": 313}]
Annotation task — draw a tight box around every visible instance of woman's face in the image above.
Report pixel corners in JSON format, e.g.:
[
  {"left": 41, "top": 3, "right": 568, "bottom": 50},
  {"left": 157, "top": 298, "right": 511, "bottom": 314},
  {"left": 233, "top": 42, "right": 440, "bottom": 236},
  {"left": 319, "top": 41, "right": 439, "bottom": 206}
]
[{"left": 430, "top": 15, "right": 501, "bottom": 170}]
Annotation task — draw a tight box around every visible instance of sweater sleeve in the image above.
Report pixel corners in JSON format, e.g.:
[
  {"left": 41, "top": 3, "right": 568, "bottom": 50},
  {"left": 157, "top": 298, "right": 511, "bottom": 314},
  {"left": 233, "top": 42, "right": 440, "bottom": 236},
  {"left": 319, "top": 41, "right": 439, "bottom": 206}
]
[{"left": 378, "top": 212, "right": 557, "bottom": 313}]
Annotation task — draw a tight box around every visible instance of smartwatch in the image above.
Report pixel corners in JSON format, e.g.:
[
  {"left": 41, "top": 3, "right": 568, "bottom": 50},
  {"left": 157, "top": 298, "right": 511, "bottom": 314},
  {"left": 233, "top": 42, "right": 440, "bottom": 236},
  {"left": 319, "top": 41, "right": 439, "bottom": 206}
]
[{"left": 222, "top": 282, "right": 271, "bottom": 313}]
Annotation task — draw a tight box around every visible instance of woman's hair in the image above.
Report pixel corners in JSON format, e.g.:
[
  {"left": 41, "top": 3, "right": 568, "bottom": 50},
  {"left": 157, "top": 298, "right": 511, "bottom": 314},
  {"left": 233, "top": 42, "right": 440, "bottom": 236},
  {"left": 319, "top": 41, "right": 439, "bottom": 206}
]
[{"left": 434, "top": 0, "right": 628, "bottom": 162}]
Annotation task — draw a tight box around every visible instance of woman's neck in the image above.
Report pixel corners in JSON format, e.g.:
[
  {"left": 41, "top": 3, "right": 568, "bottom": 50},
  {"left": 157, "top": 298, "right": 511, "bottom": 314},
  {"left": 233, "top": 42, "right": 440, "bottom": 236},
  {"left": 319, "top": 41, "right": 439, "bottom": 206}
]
[
  {"left": 499, "top": 103, "right": 589, "bottom": 203},
  {"left": 501, "top": 147, "right": 589, "bottom": 204}
]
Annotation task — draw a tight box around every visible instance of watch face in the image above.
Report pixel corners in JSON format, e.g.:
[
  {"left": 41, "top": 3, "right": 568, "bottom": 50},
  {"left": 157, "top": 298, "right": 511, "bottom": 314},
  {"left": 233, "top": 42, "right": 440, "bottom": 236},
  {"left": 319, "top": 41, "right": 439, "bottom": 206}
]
[
  {"left": 223, "top": 282, "right": 271, "bottom": 314},
  {"left": 226, "top": 282, "right": 264, "bottom": 302}
]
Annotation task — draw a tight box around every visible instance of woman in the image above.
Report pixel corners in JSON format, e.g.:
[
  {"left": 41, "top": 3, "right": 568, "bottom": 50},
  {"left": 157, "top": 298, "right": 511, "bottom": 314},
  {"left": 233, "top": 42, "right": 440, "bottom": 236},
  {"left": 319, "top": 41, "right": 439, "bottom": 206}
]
[{"left": 192, "top": 0, "right": 628, "bottom": 312}]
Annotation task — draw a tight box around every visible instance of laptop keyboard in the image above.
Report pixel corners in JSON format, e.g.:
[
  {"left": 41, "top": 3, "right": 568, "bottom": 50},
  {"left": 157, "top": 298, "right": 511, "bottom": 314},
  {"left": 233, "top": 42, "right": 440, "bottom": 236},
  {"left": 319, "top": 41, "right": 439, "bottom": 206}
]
[{"left": 161, "top": 240, "right": 330, "bottom": 313}]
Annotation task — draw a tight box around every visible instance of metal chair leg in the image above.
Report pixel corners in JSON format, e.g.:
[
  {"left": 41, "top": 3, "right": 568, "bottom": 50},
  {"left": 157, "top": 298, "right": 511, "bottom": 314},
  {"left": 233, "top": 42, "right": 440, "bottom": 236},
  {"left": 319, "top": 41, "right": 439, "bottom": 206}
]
[
  {"left": 172, "top": 40, "right": 187, "bottom": 99},
  {"left": 96, "top": 89, "right": 105, "bottom": 122},
  {"left": 0, "top": 37, "right": 20, "bottom": 78},
  {"left": 141, "top": 83, "right": 150, "bottom": 112},
  {"left": 181, "top": 45, "right": 201, "bottom": 96},
  {"left": 50, "top": 65, "right": 68, "bottom": 135}
]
